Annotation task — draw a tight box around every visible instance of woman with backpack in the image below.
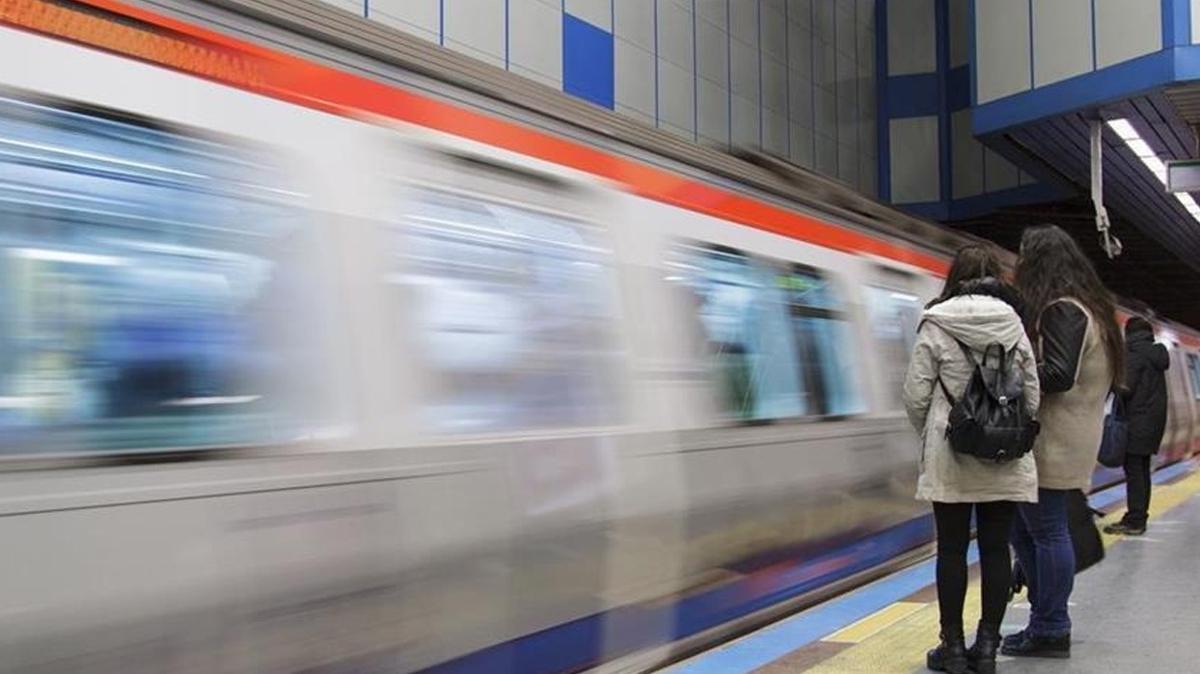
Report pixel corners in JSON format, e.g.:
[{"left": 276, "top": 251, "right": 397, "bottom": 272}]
[
  {"left": 903, "top": 245, "right": 1041, "bottom": 674},
  {"left": 1004, "top": 225, "right": 1124, "bottom": 659}
]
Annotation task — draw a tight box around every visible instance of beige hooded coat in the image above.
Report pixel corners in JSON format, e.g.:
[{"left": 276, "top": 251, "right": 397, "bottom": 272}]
[{"left": 903, "top": 294, "right": 1041, "bottom": 503}]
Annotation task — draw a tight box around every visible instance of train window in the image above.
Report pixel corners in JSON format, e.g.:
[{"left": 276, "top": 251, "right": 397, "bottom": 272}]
[
  {"left": 866, "top": 285, "right": 923, "bottom": 409},
  {"left": 668, "top": 245, "right": 805, "bottom": 421},
  {"left": 780, "top": 266, "right": 864, "bottom": 415},
  {"left": 0, "top": 95, "right": 325, "bottom": 455},
  {"left": 395, "top": 188, "right": 620, "bottom": 432},
  {"left": 668, "top": 245, "right": 861, "bottom": 421},
  {"left": 1187, "top": 354, "right": 1200, "bottom": 400}
]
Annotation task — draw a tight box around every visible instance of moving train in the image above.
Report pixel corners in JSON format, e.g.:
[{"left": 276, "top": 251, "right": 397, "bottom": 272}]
[{"left": 1, "top": 0, "right": 1199, "bottom": 672}]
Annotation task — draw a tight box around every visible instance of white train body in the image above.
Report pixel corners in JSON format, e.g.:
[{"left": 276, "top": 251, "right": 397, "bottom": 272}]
[{"left": 0, "top": 10, "right": 1197, "bottom": 674}]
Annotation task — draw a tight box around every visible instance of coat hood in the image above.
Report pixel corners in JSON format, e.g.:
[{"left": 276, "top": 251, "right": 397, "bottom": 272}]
[{"left": 921, "top": 294, "right": 1026, "bottom": 352}]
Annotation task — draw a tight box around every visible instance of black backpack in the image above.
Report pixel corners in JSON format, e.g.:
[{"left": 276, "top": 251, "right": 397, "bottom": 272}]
[{"left": 936, "top": 337, "right": 1040, "bottom": 463}]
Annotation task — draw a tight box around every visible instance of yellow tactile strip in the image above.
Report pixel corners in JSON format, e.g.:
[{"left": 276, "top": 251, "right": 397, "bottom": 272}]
[
  {"left": 757, "top": 468, "right": 1200, "bottom": 673},
  {"left": 823, "top": 602, "right": 927, "bottom": 644}
]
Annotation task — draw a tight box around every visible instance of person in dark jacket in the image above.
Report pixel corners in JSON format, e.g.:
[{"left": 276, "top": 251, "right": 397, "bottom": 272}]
[{"left": 1105, "top": 317, "right": 1169, "bottom": 535}]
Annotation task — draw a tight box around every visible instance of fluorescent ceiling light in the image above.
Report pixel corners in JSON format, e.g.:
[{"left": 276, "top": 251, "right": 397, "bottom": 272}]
[
  {"left": 1107, "top": 118, "right": 1200, "bottom": 225},
  {"left": 1143, "top": 155, "right": 1167, "bottom": 176},
  {"left": 1126, "top": 138, "right": 1155, "bottom": 158},
  {"left": 1106, "top": 118, "right": 1140, "bottom": 141}
]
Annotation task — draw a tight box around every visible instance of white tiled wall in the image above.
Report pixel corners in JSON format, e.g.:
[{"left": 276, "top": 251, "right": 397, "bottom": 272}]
[
  {"left": 977, "top": 0, "right": 1165, "bottom": 104},
  {"left": 565, "top": 0, "right": 611, "bottom": 31},
  {"left": 1095, "top": 0, "right": 1161, "bottom": 69},
  {"left": 984, "top": 147, "right": 1021, "bottom": 192},
  {"left": 614, "top": 0, "right": 654, "bottom": 50},
  {"left": 510, "top": 0, "right": 563, "bottom": 88},
  {"left": 443, "top": 0, "right": 505, "bottom": 68},
  {"left": 657, "top": 0, "right": 696, "bottom": 138},
  {"left": 976, "top": 0, "right": 1032, "bottom": 103},
  {"left": 950, "top": 109, "right": 982, "bottom": 199},
  {"left": 615, "top": 37, "right": 655, "bottom": 124},
  {"left": 369, "top": 0, "right": 438, "bottom": 41},
  {"left": 1031, "top": 0, "right": 1091, "bottom": 87},
  {"left": 947, "top": 0, "right": 969, "bottom": 68},
  {"left": 886, "top": 0, "right": 935, "bottom": 75},
  {"left": 320, "top": 0, "right": 879, "bottom": 197},
  {"left": 1194, "top": 0, "right": 1200, "bottom": 44},
  {"left": 695, "top": 5, "right": 730, "bottom": 148},
  {"left": 889, "top": 116, "right": 939, "bottom": 204}
]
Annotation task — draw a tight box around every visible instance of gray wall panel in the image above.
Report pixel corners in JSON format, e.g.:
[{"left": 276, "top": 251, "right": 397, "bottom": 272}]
[
  {"left": 886, "top": 0, "right": 935, "bottom": 75},
  {"left": 1095, "top": 0, "right": 1161, "bottom": 68},
  {"left": 1031, "top": 0, "right": 1092, "bottom": 87},
  {"left": 976, "top": 0, "right": 1032, "bottom": 102},
  {"left": 889, "top": 116, "right": 940, "bottom": 203}
]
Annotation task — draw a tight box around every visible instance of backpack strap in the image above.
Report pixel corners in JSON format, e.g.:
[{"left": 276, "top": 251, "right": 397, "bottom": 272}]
[
  {"left": 951, "top": 337, "right": 977, "bottom": 365},
  {"left": 921, "top": 324, "right": 977, "bottom": 407},
  {"left": 936, "top": 375, "right": 958, "bottom": 406}
]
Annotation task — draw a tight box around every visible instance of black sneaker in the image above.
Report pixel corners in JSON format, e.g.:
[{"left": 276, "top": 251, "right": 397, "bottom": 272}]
[
  {"left": 1104, "top": 521, "right": 1146, "bottom": 536},
  {"left": 1000, "top": 630, "right": 1071, "bottom": 658}
]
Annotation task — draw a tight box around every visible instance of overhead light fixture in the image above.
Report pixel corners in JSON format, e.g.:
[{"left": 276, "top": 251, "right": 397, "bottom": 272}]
[
  {"left": 1106, "top": 118, "right": 1200, "bottom": 224},
  {"left": 1177, "top": 192, "right": 1200, "bottom": 216},
  {"left": 1143, "top": 156, "right": 1168, "bottom": 181},
  {"left": 1106, "top": 118, "right": 1139, "bottom": 141}
]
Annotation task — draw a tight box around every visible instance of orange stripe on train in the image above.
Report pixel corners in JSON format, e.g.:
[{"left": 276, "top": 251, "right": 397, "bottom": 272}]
[{"left": 1, "top": 0, "right": 949, "bottom": 275}]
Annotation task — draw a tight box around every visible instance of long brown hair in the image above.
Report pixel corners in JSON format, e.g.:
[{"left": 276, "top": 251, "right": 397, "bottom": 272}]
[
  {"left": 1014, "top": 225, "right": 1124, "bottom": 387},
  {"left": 926, "top": 244, "right": 1005, "bottom": 308}
]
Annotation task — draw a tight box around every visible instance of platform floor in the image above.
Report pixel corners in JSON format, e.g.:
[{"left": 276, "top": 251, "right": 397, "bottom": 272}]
[{"left": 662, "top": 462, "right": 1200, "bottom": 674}]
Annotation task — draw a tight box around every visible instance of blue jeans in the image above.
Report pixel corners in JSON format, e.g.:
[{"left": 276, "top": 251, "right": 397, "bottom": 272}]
[{"left": 1011, "top": 489, "right": 1074, "bottom": 637}]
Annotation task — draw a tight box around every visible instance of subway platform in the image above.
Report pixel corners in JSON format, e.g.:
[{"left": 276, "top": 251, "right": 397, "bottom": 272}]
[{"left": 661, "top": 461, "right": 1200, "bottom": 674}]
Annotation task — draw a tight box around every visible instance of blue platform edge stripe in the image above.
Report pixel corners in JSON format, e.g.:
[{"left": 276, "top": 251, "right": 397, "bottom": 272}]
[
  {"left": 562, "top": 12, "right": 615, "bottom": 110},
  {"left": 670, "top": 459, "right": 1195, "bottom": 674}
]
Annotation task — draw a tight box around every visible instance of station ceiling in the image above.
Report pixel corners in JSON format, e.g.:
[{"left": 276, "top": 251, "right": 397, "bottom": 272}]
[
  {"left": 964, "top": 91, "right": 1200, "bottom": 329},
  {"left": 955, "top": 197, "right": 1200, "bottom": 328}
]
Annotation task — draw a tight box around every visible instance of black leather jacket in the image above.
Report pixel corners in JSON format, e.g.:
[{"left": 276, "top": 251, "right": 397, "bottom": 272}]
[{"left": 1037, "top": 300, "right": 1088, "bottom": 394}]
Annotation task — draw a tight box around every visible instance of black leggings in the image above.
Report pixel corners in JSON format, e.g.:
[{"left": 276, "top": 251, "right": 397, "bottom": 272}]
[{"left": 933, "top": 501, "right": 1017, "bottom": 634}]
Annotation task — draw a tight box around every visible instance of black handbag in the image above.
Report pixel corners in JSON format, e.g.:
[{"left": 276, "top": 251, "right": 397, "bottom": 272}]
[
  {"left": 1097, "top": 392, "right": 1129, "bottom": 469},
  {"left": 1010, "top": 490, "right": 1106, "bottom": 598},
  {"left": 1067, "top": 489, "right": 1106, "bottom": 573}
]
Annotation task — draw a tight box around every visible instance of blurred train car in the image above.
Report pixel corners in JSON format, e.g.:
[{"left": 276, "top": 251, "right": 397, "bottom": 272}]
[{"left": 1, "top": 1, "right": 1199, "bottom": 672}]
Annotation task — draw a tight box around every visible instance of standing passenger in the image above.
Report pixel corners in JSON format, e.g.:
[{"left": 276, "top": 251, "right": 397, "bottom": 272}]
[
  {"left": 903, "top": 245, "right": 1040, "bottom": 674},
  {"left": 1105, "top": 316, "right": 1169, "bottom": 535},
  {"left": 1006, "top": 225, "right": 1124, "bottom": 659}
]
